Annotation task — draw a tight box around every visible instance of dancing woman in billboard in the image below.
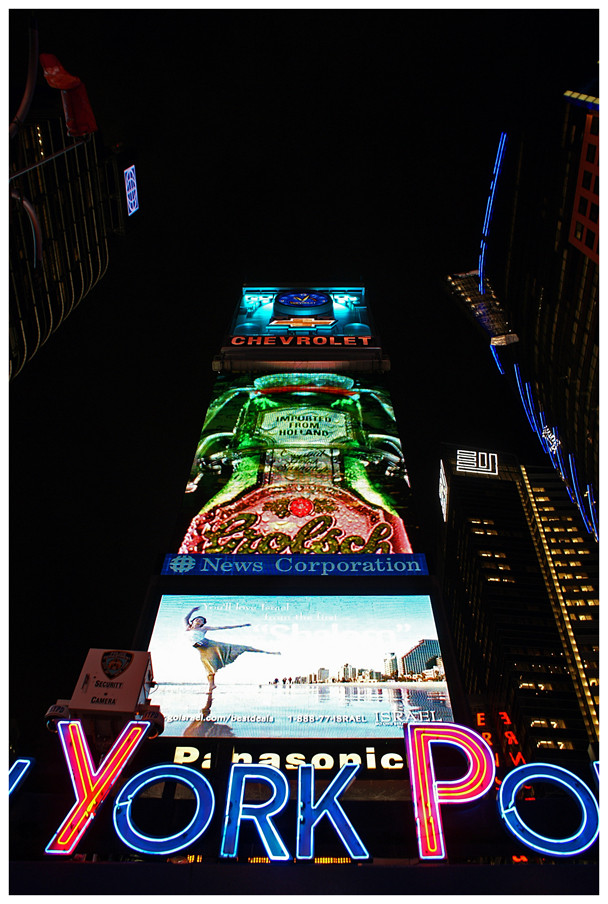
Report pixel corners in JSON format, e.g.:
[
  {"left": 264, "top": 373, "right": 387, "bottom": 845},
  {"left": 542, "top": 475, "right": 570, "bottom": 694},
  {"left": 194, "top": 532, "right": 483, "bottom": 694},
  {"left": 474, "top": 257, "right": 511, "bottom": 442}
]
[{"left": 185, "top": 606, "right": 279, "bottom": 689}]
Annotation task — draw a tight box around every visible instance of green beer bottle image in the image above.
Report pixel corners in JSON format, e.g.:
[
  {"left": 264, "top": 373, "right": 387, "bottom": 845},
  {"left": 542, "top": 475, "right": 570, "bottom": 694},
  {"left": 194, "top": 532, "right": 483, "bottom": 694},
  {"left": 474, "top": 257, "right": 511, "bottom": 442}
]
[{"left": 179, "top": 372, "right": 413, "bottom": 555}]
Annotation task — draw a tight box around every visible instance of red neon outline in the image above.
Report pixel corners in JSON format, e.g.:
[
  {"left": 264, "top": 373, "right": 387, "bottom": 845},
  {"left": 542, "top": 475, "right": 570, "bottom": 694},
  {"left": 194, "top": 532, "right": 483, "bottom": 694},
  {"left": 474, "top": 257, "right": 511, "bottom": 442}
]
[
  {"left": 46, "top": 720, "right": 149, "bottom": 855},
  {"left": 407, "top": 724, "right": 495, "bottom": 859}
]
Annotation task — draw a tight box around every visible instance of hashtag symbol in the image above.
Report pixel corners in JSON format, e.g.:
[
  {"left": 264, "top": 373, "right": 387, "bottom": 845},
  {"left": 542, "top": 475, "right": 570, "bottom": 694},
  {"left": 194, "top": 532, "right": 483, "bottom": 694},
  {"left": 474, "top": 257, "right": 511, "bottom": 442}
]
[{"left": 169, "top": 555, "right": 196, "bottom": 574}]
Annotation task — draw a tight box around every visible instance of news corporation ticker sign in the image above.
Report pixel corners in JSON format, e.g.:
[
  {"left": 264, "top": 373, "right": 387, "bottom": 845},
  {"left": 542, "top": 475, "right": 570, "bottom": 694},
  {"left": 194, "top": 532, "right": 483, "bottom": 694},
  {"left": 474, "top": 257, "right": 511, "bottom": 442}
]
[
  {"left": 162, "top": 553, "right": 429, "bottom": 577},
  {"left": 9, "top": 721, "right": 599, "bottom": 860}
]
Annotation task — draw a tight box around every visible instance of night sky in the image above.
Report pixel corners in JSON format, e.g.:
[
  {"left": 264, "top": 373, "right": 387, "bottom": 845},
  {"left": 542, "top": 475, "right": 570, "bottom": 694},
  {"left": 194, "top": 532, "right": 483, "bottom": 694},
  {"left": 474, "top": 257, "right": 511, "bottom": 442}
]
[{"left": 9, "top": 9, "right": 598, "bottom": 755}]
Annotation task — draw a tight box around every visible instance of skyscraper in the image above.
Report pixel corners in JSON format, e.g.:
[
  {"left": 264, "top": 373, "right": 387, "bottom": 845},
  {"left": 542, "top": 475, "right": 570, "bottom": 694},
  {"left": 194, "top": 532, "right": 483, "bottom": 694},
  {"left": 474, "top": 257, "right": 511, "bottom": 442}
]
[
  {"left": 438, "top": 444, "right": 598, "bottom": 772},
  {"left": 447, "top": 81, "right": 599, "bottom": 538}
]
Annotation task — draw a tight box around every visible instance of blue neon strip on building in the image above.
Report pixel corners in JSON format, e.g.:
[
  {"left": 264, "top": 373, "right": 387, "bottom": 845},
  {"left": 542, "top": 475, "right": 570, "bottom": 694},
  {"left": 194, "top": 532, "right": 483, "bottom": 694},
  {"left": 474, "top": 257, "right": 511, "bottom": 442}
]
[
  {"left": 586, "top": 484, "right": 599, "bottom": 541},
  {"left": 568, "top": 455, "right": 593, "bottom": 534},
  {"left": 514, "top": 365, "right": 537, "bottom": 433},
  {"left": 478, "top": 132, "right": 508, "bottom": 293},
  {"left": 490, "top": 345, "right": 504, "bottom": 374}
]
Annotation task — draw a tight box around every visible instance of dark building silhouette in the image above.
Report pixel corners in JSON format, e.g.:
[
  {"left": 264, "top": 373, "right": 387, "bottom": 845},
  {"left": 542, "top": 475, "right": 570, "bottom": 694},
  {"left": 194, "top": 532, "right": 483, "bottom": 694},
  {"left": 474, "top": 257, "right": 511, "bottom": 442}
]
[
  {"left": 9, "top": 41, "right": 136, "bottom": 378},
  {"left": 447, "top": 81, "right": 599, "bottom": 539}
]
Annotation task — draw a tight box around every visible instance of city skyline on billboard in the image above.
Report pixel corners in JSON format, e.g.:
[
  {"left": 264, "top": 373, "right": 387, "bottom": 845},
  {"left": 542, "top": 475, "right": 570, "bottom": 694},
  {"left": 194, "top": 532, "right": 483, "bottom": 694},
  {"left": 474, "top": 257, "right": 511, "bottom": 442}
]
[
  {"left": 176, "top": 371, "right": 418, "bottom": 555},
  {"left": 147, "top": 594, "right": 454, "bottom": 739}
]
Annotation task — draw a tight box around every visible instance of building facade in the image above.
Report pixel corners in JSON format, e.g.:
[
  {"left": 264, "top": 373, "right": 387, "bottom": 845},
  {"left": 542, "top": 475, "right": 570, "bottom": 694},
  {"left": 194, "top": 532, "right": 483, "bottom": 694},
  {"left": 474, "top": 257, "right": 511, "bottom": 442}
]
[
  {"left": 438, "top": 444, "right": 598, "bottom": 773},
  {"left": 9, "top": 75, "right": 137, "bottom": 377},
  {"left": 447, "top": 84, "right": 599, "bottom": 539}
]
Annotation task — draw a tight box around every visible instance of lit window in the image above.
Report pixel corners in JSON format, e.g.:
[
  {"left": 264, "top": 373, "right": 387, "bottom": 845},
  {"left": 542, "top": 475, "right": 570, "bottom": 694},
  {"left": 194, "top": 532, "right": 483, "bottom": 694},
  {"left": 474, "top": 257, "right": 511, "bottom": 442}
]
[
  {"left": 537, "top": 740, "right": 557, "bottom": 749},
  {"left": 557, "top": 741, "right": 574, "bottom": 750},
  {"left": 530, "top": 719, "right": 548, "bottom": 728}
]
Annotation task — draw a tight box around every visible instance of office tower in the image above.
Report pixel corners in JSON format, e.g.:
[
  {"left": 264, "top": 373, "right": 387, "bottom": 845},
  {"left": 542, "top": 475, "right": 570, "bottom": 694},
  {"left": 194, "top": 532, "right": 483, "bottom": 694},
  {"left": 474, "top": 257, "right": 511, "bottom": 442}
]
[
  {"left": 447, "top": 83, "right": 599, "bottom": 538},
  {"left": 438, "top": 444, "right": 598, "bottom": 774},
  {"left": 9, "top": 47, "right": 138, "bottom": 378},
  {"left": 402, "top": 639, "right": 442, "bottom": 677}
]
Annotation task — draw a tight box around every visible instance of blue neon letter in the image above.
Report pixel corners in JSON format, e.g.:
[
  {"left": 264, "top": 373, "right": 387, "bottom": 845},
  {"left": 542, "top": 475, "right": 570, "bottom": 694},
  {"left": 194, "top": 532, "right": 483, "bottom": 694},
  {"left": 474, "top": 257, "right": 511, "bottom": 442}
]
[
  {"left": 498, "top": 763, "right": 599, "bottom": 857},
  {"left": 297, "top": 763, "right": 369, "bottom": 859},
  {"left": 220, "top": 764, "right": 290, "bottom": 860},
  {"left": 9, "top": 759, "right": 33, "bottom": 796},
  {"left": 113, "top": 765, "right": 215, "bottom": 855}
]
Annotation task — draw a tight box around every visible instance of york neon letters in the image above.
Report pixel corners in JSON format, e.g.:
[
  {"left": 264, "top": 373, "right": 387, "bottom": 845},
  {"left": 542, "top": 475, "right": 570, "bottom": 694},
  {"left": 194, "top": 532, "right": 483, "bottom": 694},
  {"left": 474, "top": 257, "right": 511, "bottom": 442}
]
[{"left": 39, "top": 720, "right": 599, "bottom": 860}]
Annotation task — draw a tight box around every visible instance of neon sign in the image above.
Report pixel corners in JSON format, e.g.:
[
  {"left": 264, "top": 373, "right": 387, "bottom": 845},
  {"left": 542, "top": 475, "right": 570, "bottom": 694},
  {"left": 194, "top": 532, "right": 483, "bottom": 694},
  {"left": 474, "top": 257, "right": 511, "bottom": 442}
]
[
  {"left": 123, "top": 165, "right": 139, "bottom": 216},
  {"left": 45, "top": 720, "right": 149, "bottom": 855},
  {"left": 498, "top": 763, "right": 599, "bottom": 856},
  {"left": 9, "top": 759, "right": 33, "bottom": 795},
  {"left": 114, "top": 765, "right": 215, "bottom": 855},
  {"left": 12, "top": 721, "right": 599, "bottom": 860},
  {"left": 406, "top": 723, "right": 496, "bottom": 859}
]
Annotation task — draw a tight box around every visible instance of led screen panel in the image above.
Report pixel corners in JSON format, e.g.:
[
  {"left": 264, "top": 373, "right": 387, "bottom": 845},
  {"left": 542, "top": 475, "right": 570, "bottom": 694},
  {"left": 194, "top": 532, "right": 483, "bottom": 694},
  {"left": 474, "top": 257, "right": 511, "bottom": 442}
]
[
  {"left": 148, "top": 594, "right": 454, "bottom": 738},
  {"left": 176, "top": 372, "right": 418, "bottom": 555},
  {"left": 228, "top": 287, "right": 375, "bottom": 342}
]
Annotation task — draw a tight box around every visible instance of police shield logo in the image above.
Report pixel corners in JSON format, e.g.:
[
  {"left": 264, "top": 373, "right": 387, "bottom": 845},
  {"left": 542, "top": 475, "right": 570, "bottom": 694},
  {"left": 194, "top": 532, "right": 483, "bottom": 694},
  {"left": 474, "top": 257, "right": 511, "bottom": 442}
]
[{"left": 101, "top": 651, "right": 133, "bottom": 679}]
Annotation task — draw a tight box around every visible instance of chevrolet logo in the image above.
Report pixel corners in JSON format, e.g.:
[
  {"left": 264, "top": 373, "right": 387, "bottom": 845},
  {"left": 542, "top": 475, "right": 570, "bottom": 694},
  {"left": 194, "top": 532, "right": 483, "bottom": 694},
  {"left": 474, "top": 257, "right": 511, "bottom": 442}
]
[{"left": 270, "top": 317, "right": 336, "bottom": 328}]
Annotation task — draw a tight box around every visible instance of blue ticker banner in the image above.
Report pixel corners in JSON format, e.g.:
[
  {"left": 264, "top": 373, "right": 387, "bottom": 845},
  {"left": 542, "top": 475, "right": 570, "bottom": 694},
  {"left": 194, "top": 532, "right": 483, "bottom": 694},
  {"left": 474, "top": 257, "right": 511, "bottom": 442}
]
[{"left": 162, "top": 553, "right": 428, "bottom": 577}]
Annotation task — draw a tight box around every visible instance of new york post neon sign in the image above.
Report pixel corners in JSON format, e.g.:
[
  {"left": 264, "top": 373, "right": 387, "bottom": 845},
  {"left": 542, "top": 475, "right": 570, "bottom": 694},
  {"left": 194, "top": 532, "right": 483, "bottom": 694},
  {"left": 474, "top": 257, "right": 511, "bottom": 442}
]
[{"left": 15, "top": 721, "right": 599, "bottom": 860}]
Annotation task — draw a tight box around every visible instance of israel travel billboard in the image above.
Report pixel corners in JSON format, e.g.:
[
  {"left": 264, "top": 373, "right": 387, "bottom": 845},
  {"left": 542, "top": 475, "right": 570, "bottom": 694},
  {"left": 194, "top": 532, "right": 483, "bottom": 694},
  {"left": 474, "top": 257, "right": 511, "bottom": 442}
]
[{"left": 147, "top": 594, "right": 454, "bottom": 739}]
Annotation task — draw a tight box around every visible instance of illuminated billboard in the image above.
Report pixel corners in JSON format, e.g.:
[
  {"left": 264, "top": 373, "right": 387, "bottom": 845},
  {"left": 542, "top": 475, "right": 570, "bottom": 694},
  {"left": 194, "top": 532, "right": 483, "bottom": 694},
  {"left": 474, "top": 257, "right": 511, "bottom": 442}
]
[
  {"left": 215, "top": 286, "right": 384, "bottom": 371},
  {"left": 229, "top": 287, "right": 373, "bottom": 341},
  {"left": 177, "top": 372, "right": 418, "bottom": 556},
  {"left": 147, "top": 594, "right": 454, "bottom": 738}
]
